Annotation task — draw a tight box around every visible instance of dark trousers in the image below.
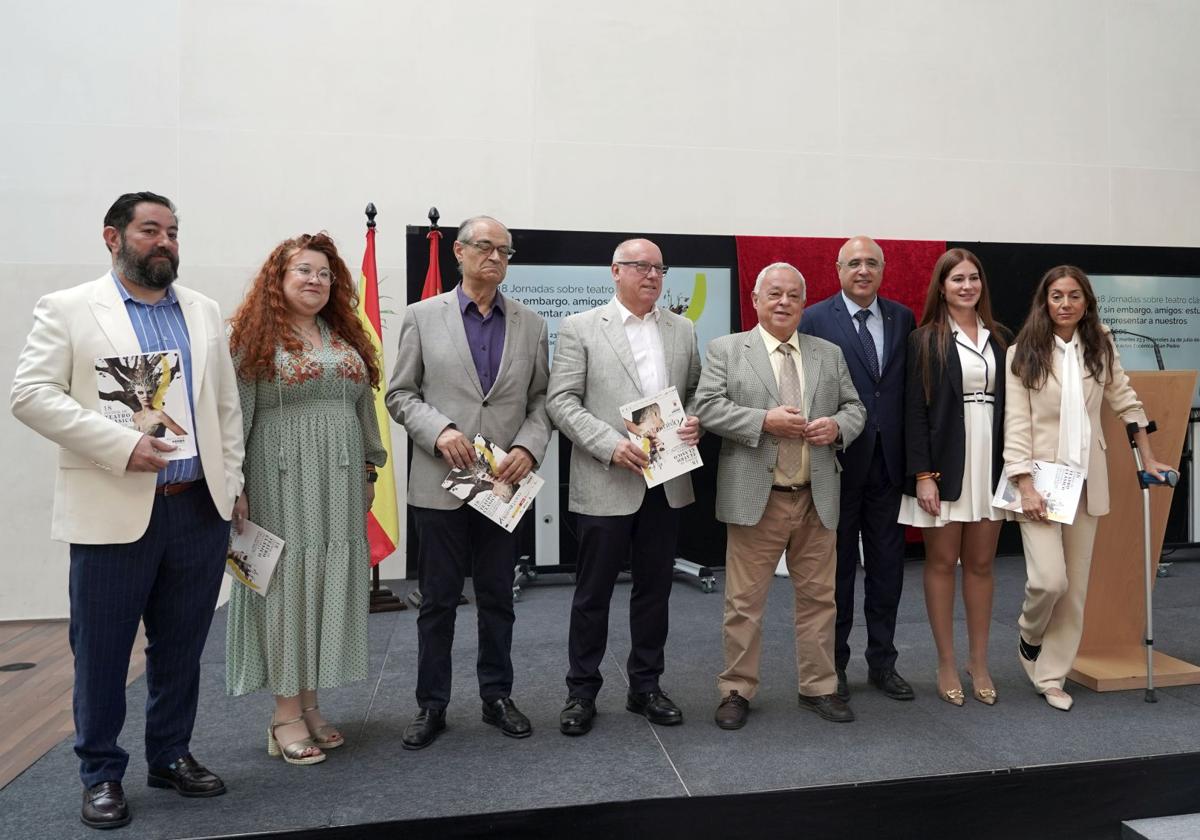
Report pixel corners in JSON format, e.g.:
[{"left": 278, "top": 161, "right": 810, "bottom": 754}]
[
  {"left": 413, "top": 505, "right": 518, "bottom": 709},
  {"left": 69, "top": 485, "right": 228, "bottom": 788},
  {"left": 567, "top": 487, "right": 678, "bottom": 700},
  {"left": 835, "top": 435, "right": 905, "bottom": 672}
]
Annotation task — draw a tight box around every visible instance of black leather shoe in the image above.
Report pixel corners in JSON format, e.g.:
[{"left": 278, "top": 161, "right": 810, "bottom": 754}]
[
  {"left": 627, "top": 690, "right": 683, "bottom": 726},
  {"left": 81, "top": 781, "right": 130, "bottom": 830},
  {"left": 402, "top": 707, "right": 446, "bottom": 750},
  {"left": 835, "top": 668, "right": 849, "bottom": 701},
  {"left": 714, "top": 691, "right": 750, "bottom": 730},
  {"left": 559, "top": 697, "right": 596, "bottom": 736},
  {"left": 146, "top": 754, "right": 225, "bottom": 797},
  {"left": 798, "top": 692, "right": 856, "bottom": 722},
  {"left": 868, "top": 668, "right": 915, "bottom": 701},
  {"left": 482, "top": 697, "right": 532, "bottom": 738}
]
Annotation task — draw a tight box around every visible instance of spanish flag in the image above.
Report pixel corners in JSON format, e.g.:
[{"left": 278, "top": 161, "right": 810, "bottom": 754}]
[{"left": 356, "top": 215, "right": 399, "bottom": 565}]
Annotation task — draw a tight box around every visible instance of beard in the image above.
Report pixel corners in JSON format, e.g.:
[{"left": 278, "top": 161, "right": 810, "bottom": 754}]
[{"left": 115, "top": 238, "right": 179, "bottom": 290}]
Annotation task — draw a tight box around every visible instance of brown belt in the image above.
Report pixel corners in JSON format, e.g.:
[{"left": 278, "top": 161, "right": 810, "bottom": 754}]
[
  {"left": 771, "top": 483, "right": 810, "bottom": 492},
  {"left": 155, "top": 480, "right": 200, "bottom": 497}
]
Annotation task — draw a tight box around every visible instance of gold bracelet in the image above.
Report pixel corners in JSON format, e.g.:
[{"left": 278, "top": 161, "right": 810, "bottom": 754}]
[{"left": 915, "top": 471, "right": 941, "bottom": 482}]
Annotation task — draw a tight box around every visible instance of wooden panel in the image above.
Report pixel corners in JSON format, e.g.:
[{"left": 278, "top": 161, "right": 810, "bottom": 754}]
[
  {"left": 0, "top": 620, "right": 146, "bottom": 790},
  {"left": 1076, "top": 370, "right": 1197, "bottom": 657},
  {"left": 1071, "top": 647, "right": 1200, "bottom": 692}
]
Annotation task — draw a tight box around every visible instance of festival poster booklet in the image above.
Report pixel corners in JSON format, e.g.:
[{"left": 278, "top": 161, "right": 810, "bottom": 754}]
[
  {"left": 95, "top": 350, "right": 197, "bottom": 460},
  {"left": 441, "top": 434, "right": 543, "bottom": 533},
  {"left": 225, "top": 520, "right": 285, "bottom": 596},
  {"left": 991, "top": 460, "right": 1085, "bottom": 525},
  {"left": 619, "top": 385, "right": 703, "bottom": 489}
]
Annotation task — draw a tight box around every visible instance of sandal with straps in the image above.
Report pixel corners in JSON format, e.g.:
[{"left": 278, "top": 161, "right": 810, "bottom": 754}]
[
  {"left": 302, "top": 705, "right": 345, "bottom": 749},
  {"left": 268, "top": 716, "right": 326, "bottom": 765}
]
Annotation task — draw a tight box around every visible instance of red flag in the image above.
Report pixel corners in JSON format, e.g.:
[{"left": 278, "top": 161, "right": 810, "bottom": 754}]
[
  {"left": 421, "top": 229, "right": 443, "bottom": 300},
  {"left": 356, "top": 223, "right": 400, "bottom": 566}
]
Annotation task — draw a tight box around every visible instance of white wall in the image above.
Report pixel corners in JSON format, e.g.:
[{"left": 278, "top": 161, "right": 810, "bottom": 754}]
[{"left": 3, "top": 0, "right": 1199, "bottom": 619}]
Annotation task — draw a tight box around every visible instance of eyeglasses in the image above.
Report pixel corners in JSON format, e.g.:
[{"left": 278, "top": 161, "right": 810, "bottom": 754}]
[
  {"left": 288, "top": 264, "right": 334, "bottom": 285},
  {"left": 615, "top": 260, "right": 669, "bottom": 277},
  {"left": 464, "top": 240, "right": 516, "bottom": 260},
  {"left": 840, "top": 258, "right": 883, "bottom": 272}
]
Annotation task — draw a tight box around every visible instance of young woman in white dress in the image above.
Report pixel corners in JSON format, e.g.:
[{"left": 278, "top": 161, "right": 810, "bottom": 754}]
[{"left": 899, "top": 249, "right": 1010, "bottom": 706}]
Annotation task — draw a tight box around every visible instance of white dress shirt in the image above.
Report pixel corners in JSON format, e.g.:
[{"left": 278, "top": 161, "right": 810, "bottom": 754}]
[{"left": 613, "top": 296, "right": 668, "bottom": 398}]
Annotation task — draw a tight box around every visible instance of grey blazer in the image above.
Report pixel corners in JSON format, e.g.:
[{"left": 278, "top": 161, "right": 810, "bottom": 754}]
[
  {"left": 694, "top": 329, "right": 866, "bottom": 530},
  {"left": 546, "top": 302, "right": 701, "bottom": 516},
  {"left": 385, "top": 289, "right": 552, "bottom": 510}
]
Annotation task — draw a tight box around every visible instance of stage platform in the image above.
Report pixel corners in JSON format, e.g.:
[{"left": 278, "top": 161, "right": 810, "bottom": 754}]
[{"left": 4, "top": 557, "right": 1200, "bottom": 840}]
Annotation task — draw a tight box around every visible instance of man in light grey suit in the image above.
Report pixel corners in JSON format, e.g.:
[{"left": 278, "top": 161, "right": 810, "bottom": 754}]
[
  {"left": 695, "top": 263, "right": 865, "bottom": 730},
  {"left": 386, "top": 215, "right": 551, "bottom": 750},
  {"left": 547, "top": 238, "right": 702, "bottom": 736}
]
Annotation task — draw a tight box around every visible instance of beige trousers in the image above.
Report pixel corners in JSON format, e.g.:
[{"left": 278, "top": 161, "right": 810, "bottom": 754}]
[
  {"left": 1016, "top": 491, "right": 1100, "bottom": 693},
  {"left": 719, "top": 487, "right": 837, "bottom": 699}
]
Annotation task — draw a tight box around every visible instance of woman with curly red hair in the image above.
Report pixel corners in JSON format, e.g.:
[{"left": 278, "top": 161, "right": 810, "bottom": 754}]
[{"left": 225, "top": 232, "right": 387, "bottom": 764}]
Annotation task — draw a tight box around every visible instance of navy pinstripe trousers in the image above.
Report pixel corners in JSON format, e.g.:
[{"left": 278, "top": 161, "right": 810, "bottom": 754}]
[{"left": 69, "top": 484, "right": 228, "bottom": 787}]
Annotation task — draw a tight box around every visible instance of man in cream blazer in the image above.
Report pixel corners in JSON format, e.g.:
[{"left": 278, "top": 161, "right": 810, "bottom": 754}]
[
  {"left": 386, "top": 215, "right": 551, "bottom": 749},
  {"left": 10, "top": 193, "right": 243, "bottom": 830},
  {"left": 695, "top": 263, "right": 864, "bottom": 730},
  {"left": 547, "top": 238, "right": 702, "bottom": 736}
]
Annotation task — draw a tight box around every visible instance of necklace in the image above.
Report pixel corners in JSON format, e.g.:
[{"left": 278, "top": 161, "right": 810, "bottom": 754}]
[{"left": 292, "top": 320, "right": 321, "bottom": 349}]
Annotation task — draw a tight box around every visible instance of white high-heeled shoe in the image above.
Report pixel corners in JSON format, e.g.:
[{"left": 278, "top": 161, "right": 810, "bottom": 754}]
[{"left": 1042, "top": 689, "right": 1073, "bottom": 711}]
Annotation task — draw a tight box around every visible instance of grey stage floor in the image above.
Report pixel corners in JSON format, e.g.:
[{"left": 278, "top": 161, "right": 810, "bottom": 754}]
[{"left": 5, "top": 556, "right": 1200, "bottom": 839}]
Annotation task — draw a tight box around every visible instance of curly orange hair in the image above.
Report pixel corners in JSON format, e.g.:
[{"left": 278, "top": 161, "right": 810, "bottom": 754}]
[{"left": 229, "top": 232, "right": 381, "bottom": 388}]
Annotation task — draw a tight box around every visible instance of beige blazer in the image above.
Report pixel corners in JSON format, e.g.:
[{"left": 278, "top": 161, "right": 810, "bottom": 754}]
[
  {"left": 694, "top": 330, "right": 865, "bottom": 530},
  {"left": 1003, "top": 331, "right": 1148, "bottom": 517},
  {"left": 10, "top": 274, "right": 245, "bottom": 544},
  {"left": 546, "top": 302, "right": 701, "bottom": 516}
]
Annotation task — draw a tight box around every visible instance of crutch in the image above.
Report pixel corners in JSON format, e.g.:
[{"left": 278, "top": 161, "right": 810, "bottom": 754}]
[{"left": 1125, "top": 421, "right": 1180, "bottom": 703}]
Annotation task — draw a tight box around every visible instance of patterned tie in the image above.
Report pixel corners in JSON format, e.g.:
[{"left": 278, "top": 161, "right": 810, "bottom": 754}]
[
  {"left": 776, "top": 344, "right": 804, "bottom": 477},
  {"left": 854, "top": 309, "right": 880, "bottom": 380}
]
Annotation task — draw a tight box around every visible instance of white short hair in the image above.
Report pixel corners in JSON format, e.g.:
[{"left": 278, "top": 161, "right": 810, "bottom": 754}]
[{"left": 753, "top": 262, "right": 806, "bottom": 300}]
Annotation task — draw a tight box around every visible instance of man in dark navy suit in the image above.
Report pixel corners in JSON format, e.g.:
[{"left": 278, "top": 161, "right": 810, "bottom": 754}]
[{"left": 798, "top": 236, "right": 916, "bottom": 702}]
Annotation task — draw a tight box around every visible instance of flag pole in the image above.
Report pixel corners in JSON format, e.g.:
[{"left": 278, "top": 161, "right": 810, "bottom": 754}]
[
  {"left": 364, "top": 201, "right": 406, "bottom": 613},
  {"left": 406, "top": 207, "right": 469, "bottom": 610},
  {"left": 408, "top": 207, "right": 438, "bottom": 609}
]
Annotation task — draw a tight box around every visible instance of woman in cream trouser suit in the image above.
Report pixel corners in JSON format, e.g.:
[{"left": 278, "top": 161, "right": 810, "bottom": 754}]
[{"left": 1003, "top": 265, "right": 1171, "bottom": 712}]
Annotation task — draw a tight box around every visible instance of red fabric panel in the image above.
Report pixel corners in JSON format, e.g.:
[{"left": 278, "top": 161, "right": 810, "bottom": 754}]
[{"left": 734, "top": 236, "right": 947, "bottom": 330}]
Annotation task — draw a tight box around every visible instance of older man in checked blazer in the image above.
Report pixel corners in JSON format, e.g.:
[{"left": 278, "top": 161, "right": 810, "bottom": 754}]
[{"left": 695, "top": 262, "right": 865, "bottom": 730}]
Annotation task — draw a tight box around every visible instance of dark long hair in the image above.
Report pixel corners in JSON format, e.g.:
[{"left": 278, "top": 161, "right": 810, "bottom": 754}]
[
  {"left": 229, "top": 232, "right": 381, "bottom": 388},
  {"left": 1011, "top": 265, "right": 1114, "bottom": 391},
  {"left": 913, "top": 248, "right": 1008, "bottom": 402}
]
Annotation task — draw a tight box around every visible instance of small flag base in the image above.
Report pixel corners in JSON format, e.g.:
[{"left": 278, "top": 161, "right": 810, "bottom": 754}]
[
  {"left": 405, "top": 590, "right": 470, "bottom": 609},
  {"left": 369, "top": 566, "right": 407, "bottom": 613}
]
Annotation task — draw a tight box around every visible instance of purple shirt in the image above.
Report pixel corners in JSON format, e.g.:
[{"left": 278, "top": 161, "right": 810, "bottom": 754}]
[{"left": 457, "top": 284, "right": 506, "bottom": 395}]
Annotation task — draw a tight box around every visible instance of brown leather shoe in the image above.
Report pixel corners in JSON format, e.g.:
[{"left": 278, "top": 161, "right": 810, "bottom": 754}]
[
  {"left": 714, "top": 691, "right": 750, "bottom": 730},
  {"left": 798, "top": 692, "right": 856, "bottom": 723},
  {"left": 81, "top": 781, "right": 130, "bottom": 830}
]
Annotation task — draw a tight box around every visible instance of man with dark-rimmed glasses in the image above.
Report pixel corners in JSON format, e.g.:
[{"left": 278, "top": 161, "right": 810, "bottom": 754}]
[
  {"left": 387, "top": 215, "right": 551, "bottom": 749},
  {"left": 547, "top": 238, "right": 702, "bottom": 736}
]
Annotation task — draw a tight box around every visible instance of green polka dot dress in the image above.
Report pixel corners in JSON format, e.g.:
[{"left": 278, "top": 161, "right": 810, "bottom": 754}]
[{"left": 226, "top": 319, "right": 387, "bottom": 697}]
